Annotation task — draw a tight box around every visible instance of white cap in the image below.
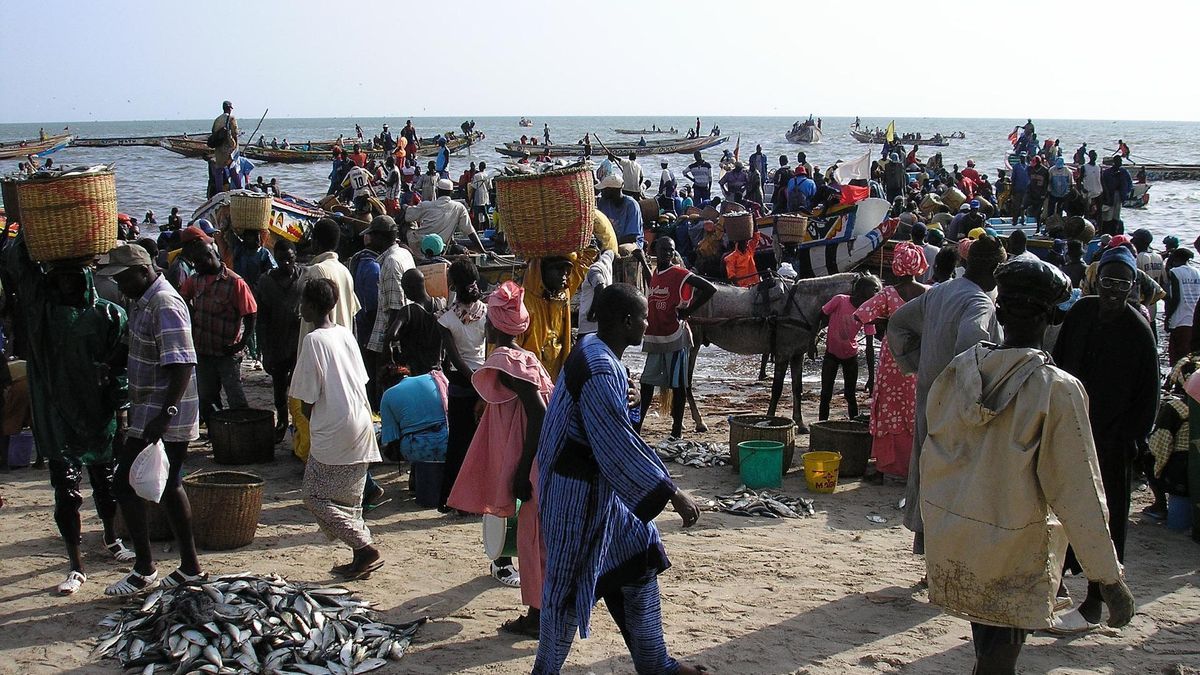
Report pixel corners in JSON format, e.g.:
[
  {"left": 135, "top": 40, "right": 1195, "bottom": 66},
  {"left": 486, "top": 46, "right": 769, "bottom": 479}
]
[
  {"left": 598, "top": 173, "right": 624, "bottom": 189},
  {"left": 436, "top": 178, "right": 455, "bottom": 191}
]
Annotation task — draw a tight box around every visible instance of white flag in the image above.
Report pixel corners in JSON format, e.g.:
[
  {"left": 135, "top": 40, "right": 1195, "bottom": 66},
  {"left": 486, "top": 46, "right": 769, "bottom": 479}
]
[{"left": 834, "top": 150, "right": 873, "bottom": 185}]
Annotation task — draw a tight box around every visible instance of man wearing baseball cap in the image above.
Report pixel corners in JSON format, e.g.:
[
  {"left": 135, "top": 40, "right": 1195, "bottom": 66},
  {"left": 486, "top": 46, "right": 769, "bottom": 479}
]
[
  {"left": 98, "top": 244, "right": 204, "bottom": 595},
  {"left": 922, "top": 257, "right": 1134, "bottom": 670},
  {"left": 403, "top": 177, "right": 485, "bottom": 253}
]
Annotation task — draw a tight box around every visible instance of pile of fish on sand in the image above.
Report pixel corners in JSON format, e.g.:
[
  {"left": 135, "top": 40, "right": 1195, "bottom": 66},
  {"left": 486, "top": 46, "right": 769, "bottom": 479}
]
[
  {"left": 707, "top": 487, "right": 816, "bottom": 518},
  {"left": 654, "top": 438, "right": 730, "bottom": 467},
  {"left": 92, "top": 572, "right": 425, "bottom": 674}
]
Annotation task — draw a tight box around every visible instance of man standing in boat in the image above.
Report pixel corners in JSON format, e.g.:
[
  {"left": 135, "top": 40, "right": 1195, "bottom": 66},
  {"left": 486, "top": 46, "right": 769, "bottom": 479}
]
[
  {"left": 683, "top": 152, "right": 713, "bottom": 204},
  {"left": 210, "top": 100, "right": 238, "bottom": 170},
  {"left": 543, "top": 123, "right": 551, "bottom": 146}
]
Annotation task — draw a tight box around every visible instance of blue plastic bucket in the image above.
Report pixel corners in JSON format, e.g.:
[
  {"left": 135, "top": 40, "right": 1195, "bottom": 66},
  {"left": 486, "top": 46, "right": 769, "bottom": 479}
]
[
  {"left": 7, "top": 431, "right": 34, "bottom": 467},
  {"left": 1167, "top": 494, "right": 1193, "bottom": 532}
]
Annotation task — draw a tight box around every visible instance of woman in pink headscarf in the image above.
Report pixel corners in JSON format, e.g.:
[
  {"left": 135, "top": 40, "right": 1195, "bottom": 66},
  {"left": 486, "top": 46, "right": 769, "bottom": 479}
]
[
  {"left": 853, "top": 242, "right": 930, "bottom": 483},
  {"left": 447, "top": 280, "right": 553, "bottom": 637}
]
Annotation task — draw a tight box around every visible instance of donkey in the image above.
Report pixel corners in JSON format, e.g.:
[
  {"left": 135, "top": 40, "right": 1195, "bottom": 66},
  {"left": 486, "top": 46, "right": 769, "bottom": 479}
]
[{"left": 687, "top": 271, "right": 881, "bottom": 433}]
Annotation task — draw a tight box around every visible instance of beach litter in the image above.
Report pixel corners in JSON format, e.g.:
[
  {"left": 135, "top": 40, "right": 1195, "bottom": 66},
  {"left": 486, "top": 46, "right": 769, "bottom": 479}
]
[
  {"left": 707, "top": 487, "right": 815, "bottom": 518},
  {"left": 654, "top": 438, "right": 730, "bottom": 467},
  {"left": 92, "top": 572, "right": 425, "bottom": 674}
]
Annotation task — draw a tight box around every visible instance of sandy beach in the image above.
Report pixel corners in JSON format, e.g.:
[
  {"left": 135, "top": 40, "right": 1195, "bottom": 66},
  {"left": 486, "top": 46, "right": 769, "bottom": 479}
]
[{"left": 1, "top": 348, "right": 1197, "bottom": 674}]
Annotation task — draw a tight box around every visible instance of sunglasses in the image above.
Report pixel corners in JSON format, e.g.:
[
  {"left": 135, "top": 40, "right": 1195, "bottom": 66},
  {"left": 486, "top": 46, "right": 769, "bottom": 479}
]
[{"left": 1098, "top": 277, "right": 1133, "bottom": 292}]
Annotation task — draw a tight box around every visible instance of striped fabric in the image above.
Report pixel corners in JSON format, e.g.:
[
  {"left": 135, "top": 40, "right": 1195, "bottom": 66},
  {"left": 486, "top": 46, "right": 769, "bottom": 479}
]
[
  {"left": 535, "top": 334, "right": 677, "bottom": 669},
  {"left": 127, "top": 274, "right": 199, "bottom": 442},
  {"left": 534, "top": 571, "right": 679, "bottom": 674}
]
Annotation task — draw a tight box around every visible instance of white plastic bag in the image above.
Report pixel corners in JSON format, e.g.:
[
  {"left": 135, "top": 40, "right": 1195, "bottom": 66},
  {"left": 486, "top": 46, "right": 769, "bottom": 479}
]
[{"left": 130, "top": 440, "right": 169, "bottom": 503}]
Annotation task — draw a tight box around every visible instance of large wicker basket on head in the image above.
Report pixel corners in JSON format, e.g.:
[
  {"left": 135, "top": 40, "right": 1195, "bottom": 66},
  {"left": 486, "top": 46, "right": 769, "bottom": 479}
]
[
  {"left": 183, "top": 470, "right": 264, "bottom": 550},
  {"left": 10, "top": 170, "right": 118, "bottom": 262},
  {"left": 230, "top": 192, "right": 273, "bottom": 231},
  {"left": 722, "top": 211, "right": 754, "bottom": 242},
  {"left": 774, "top": 214, "right": 809, "bottom": 243},
  {"left": 494, "top": 166, "right": 595, "bottom": 257}
]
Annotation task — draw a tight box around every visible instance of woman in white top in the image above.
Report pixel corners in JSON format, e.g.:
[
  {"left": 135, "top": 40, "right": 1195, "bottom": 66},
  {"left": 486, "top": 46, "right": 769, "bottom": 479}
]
[{"left": 291, "top": 279, "right": 384, "bottom": 580}]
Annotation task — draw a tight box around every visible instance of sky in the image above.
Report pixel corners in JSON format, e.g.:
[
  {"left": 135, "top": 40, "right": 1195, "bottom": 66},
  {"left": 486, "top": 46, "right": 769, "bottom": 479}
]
[{"left": 2, "top": 0, "right": 1197, "bottom": 123}]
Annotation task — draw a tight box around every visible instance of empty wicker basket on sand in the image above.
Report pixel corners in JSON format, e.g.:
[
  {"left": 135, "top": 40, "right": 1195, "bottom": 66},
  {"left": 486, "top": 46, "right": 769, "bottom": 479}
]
[
  {"left": 184, "top": 470, "right": 264, "bottom": 550},
  {"left": 230, "top": 192, "right": 273, "bottom": 231},
  {"left": 11, "top": 170, "right": 118, "bottom": 262},
  {"left": 494, "top": 166, "right": 595, "bottom": 257}
]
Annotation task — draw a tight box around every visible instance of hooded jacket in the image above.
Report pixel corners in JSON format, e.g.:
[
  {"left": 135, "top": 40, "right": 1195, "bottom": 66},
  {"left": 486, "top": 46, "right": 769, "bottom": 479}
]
[{"left": 921, "top": 344, "right": 1122, "bottom": 629}]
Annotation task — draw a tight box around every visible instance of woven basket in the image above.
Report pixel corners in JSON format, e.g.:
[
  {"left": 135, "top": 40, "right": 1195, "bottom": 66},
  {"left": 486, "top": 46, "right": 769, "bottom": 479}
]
[
  {"left": 809, "top": 420, "right": 871, "bottom": 477},
  {"left": 209, "top": 408, "right": 275, "bottom": 465},
  {"left": 775, "top": 214, "right": 809, "bottom": 243},
  {"left": 722, "top": 211, "right": 754, "bottom": 242},
  {"left": 230, "top": 193, "right": 272, "bottom": 231},
  {"left": 14, "top": 171, "right": 118, "bottom": 262},
  {"left": 729, "top": 414, "right": 796, "bottom": 471},
  {"left": 183, "top": 470, "right": 264, "bottom": 550},
  {"left": 495, "top": 166, "right": 595, "bottom": 257}
]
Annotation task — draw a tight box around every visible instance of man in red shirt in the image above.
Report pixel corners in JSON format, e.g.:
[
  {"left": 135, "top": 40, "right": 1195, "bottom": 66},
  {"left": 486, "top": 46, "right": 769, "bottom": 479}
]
[
  {"left": 349, "top": 143, "right": 368, "bottom": 168},
  {"left": 636, "top": 237, "right": 716, "bottom": 440},
  {"left": 961, "top": 159, "right": 981, "bottom": 183},
  {"left": 179, "top": 226, "right": 258, "bottom": 425}
]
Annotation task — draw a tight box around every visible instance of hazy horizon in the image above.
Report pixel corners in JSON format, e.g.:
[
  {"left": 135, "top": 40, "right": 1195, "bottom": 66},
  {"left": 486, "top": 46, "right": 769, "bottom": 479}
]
[{"left": 2, "top": 0, "right": 1196, "bottom": 125}]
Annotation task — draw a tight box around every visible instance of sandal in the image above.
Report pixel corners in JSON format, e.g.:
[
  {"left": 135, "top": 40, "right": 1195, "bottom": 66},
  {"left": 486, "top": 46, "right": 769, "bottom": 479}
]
[
  {"left": 160, "top": 568, "right": 206, "bottom": 589},
  {"left": 499, "top": 614, "right": 540, "bottom": 638},
  {"left": 57, "top": 570, "right": 87, "bottom": 595},
  {"left": 491, "top": 562, "right": 521, "bottom": 588},
  {"left": 338, "top": 559, "right": 384, "bottom": 581},
  {"left": 104, "top": 569, "right": 159, "bottom": 597},
  {"left": 104, "top": 538, "right": 136, "bottom": 564}
]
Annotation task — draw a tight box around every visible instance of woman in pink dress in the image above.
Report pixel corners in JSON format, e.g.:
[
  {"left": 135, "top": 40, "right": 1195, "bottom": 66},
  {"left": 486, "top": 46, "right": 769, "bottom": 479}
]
[
  {"left": 853, "top": 241, "right": 929, "bottom": 482},
  {"left": 447, "top": 281, "right": 553, "bottom": 637}
]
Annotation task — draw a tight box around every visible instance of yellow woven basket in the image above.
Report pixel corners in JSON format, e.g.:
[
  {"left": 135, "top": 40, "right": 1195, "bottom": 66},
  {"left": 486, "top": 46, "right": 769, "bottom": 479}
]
[
  {"left": 230, "top": 193, "right": 273, "bottom": 231},
  {"left": 495, "top": 166, "right": 595, "bottom": 257},
  {"left": 14, "top": 171, "right": 118, "bottom": 262},
  {"left": 775, "top": 214, "right": 809, "bottom": 243}
]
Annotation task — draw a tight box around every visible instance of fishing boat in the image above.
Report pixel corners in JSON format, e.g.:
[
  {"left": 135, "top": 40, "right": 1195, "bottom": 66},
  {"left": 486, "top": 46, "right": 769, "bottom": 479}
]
[
  {"left": 496, "top": 134, "right": 727, "bottom": 158},
  {"left": 0, "top": 133, "right": 74, "bottom": 160},
  {"left": 74, "top": 133, "right": 206, "bottom": 148},
  {"left": 242, "top": 132, "right": 482, "bottom": 164},
  {"left": 849, "top": 127, "right": 949, "bottom": 146},
  {"left": 519, "top": 118, "right": 533, "bottom": 127},
  {"left": 191, "top": 190, "right": 327, "bottom": 242},
  {"left": 158, "top": 137, "right": 214, "bottom": 158},
  {"left": 786, "top": 122, "right": 823, "bottom": 144},
  {"left": 613, "top": 128, "right": 677, "bottom": 135},
  {"left": 760, "top": 198, "right": 896, "bottom": 278},
  {"left": 1100, "top": 160, "right": 1200, "bottom": 182}
]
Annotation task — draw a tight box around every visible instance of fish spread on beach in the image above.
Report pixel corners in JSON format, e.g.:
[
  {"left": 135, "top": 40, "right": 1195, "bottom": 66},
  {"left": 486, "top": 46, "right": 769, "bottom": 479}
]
[
  {"left": 707, "top": 487, "right": 815, "bottom": 518},
  {"left": 93, "top": 573, "right": 425, "bottom": 674},
  {"left": 654, "top": 438, "right": 730, "bottom": 467}
]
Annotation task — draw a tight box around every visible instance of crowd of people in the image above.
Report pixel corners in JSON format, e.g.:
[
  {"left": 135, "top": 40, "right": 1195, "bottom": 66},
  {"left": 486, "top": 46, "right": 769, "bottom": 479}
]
[{"left": 0, "top": 112, "right": 1195, "bottom": 674}]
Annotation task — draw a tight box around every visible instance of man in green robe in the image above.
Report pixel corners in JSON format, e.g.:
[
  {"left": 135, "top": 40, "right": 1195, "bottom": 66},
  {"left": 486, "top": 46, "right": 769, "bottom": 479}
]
[{"left": 2, "top": 233, "right": 132, "bottom": 595}]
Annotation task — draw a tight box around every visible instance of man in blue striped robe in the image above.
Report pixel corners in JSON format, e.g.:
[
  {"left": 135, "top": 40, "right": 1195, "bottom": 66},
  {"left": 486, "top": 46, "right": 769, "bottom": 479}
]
[{"left": 533, "top": 284, "right": 704, "bottom": 675}]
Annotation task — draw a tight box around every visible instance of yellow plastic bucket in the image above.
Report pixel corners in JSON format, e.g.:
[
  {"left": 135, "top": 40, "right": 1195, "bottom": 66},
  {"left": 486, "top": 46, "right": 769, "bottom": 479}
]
[{"left": 802, "top": 451, "right": 842, "bottom": 494}]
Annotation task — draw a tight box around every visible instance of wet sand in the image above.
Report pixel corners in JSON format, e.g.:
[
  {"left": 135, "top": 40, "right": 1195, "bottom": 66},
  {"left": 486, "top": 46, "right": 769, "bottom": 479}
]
[{"left": 0, "top": 348, "right": 1198, "bottom": 674}]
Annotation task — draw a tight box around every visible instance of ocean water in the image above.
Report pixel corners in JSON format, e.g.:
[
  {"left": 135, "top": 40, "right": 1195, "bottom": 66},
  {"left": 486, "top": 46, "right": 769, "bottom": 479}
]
[{"left": 3, "top": 115, "right": 1198, "bottom": 244}]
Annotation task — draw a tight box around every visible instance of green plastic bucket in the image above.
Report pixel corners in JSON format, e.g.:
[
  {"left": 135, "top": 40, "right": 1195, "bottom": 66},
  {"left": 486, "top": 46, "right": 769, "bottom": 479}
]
[{"left": 738, "top": 440, "right": 784, "bottom": 489}]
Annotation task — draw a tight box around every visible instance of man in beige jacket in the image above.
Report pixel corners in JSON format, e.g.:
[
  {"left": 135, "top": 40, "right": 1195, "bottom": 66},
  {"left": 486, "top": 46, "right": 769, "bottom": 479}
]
[{"left": 921, "top": 257, "right": 1135, "bottom": 674}]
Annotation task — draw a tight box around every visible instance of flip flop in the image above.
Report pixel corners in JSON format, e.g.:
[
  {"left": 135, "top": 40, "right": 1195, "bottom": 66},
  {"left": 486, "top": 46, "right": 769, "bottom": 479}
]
[
  {"left": 160, "top": 568, "right": 206, "bottom": 589},
  {"left": 104, "top": 538, "right": 136, "bottom": 563},
  {"left": 1046, "top": 608, "right": 1100, "bottom": 636},
  {"left": 104, "top": 569, "right": 159, "bottom": 597},
  {"left": 57, "top": 570, "right": 87, "bottom": 595},
  {"left": 339, "top": 559, "right": 385, "bottom": 581}
]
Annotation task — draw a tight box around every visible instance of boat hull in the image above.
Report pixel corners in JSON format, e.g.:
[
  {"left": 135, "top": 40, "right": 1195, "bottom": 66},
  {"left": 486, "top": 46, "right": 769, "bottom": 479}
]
[
  {"left": 495, "top": 135, "right": 727, "bottom": 158},
  {"left": 0, "top": 134, "right": 74, "bottom": 159}
]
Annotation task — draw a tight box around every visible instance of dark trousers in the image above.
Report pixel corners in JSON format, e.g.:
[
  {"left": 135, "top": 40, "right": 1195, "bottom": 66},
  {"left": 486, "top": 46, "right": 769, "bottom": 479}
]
[
  {"left": 441, "top": 389, "right": 480, "bottom": 509},
  {"left": 693, "top": 185, "right": 711, "bottom": 203},
  {"left": 49, "top": 458, "right": 118, "bottom": 549},
  {"left": 1065, "top": 439, "right": 1133, "bottom": 604},
  {"left": 265, "top": 360, "right": 295, "bottom": 431},
  {"left": 819, "top": 352, "right": 859, "bottom": 421},
  {"left": 196, "top": 355, "right": 247, "bottom": 425},
  {"left": 970, "top": 623, "right": 1028, "bottom": 675},
  {"left": 1010, "top": 191, "right": 1027, "bottom": 224}
]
